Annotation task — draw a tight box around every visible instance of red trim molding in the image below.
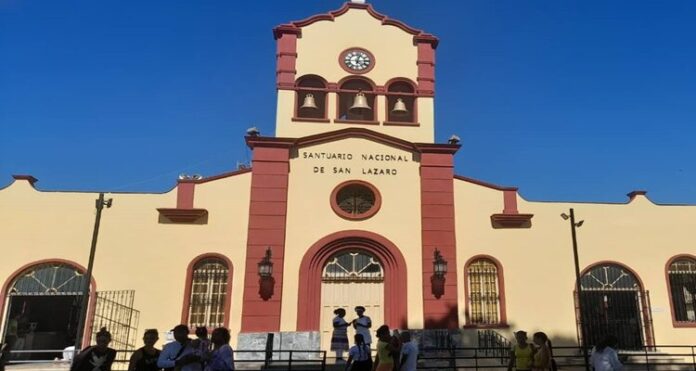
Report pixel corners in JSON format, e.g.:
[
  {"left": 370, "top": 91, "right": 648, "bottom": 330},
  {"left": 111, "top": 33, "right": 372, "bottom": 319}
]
[
  {"left": 157, "top": 208, "right": 208, "bottom": 223},
  {"left": 240, "top": 142, "right": 291, "bottom": 332},
  {"left": 490, "top": 213, "right": 534, "bottom": 228},
  {"left": 415, "top": 37, "right": 437, "bottom": 96},
  {"left": 462, "top": 255, "right": 508, "bottom": 329},
  {"left": 490, "top": 189, "right": 533, "bottom": 228},
  {"left": 664, "top": 254, "right": 696, "bottom": 328},
  {"left": 247, "top": 128, "right": 461, "bottom": 156},
  {"left": 180, "top": 253, "right": 234, "bottom": 330},
  {"left": 296, "top": 231, "right": 408, "bottom": 331},
  {"left": 419, "top": 149, "right": 459, "bottom": 329},
  {"left": 11, "top": 174, "right": 38, "bottom": 186},
  {"left": 274, "top": 2, "right": 435, "bottom": 37},
  {"left": 579, "top": 261, "right": 655, "bottom": 347},
  {"left": 158, "top": 182, "right": 208, "bottom": 223},
  {"left": 0, "top": 259, "right": 97, "bottom": 349},
  {"left": 274, "top": 27, "right": 299, "bottom": 89},
  {"left": 330, "top": 180, "right": 382, "bottom": 221}
]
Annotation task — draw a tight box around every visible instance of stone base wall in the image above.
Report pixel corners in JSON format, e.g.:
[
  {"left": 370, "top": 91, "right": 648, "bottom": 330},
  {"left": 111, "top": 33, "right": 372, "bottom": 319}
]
[{"left": 236, "top": 331, "right": 321, "bottom": 361}]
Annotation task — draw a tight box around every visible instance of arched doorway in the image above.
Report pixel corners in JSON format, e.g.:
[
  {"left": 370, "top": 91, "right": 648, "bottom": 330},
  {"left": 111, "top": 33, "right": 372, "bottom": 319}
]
[
  {"left": 577, "top": 262, "right": 653, "bottom": 350},
  {"left": 319, "top": 250, "right": 384, "bottom": 351},
  {"left": 1, "top": 261, "right": 92, "bottom": 359},
  {"left": 296, "top": 231, "right": 408, "bottom": 332}
]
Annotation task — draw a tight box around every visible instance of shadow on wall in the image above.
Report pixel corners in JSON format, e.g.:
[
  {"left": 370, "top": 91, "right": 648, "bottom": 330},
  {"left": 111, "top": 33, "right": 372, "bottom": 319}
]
[{"left": 423, "top": 302, "right": 459, "bottom": 329}]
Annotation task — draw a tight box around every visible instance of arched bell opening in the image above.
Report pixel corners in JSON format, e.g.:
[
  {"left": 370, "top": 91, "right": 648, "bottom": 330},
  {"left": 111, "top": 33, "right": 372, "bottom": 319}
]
[
  {"left": 385, "top": 79, "right": 416, "bottom": 124},
  {"left": 337, "top": 78, "right": 376, "bottom": 122},
  {"left": 295, "top": 75, "right": 328, "bottom": 120}
]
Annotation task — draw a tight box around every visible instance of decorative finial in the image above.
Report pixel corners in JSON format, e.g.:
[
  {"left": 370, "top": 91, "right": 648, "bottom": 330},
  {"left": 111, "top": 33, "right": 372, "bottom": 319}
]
[{"left": 350, "top": 0, "right": 366, "bottom": 4}]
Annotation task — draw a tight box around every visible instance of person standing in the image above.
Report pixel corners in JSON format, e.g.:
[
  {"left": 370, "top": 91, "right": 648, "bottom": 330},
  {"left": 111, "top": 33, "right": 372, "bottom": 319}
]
[
  {"left": 372, "top": 325, "right": 395, "bottom": 371},
  {"left": 128, "top": 329, "right": 162, "bottom": 371},
  {"left": 352, "top": 306, "right": 372, "bottom": 347},
  {"left": 205, "top": 328, "right": 234, "bottom": 371},
  {"left": 157, "top": 325, "right": 202, "bottom": 371},
  {"left": 345, "top": 334, "right": 371, "bottom": 371},
  {"left": 590, "top": 335, "right": 623, "bottom": 371},
  {"left": 71, "top": 328, "right": 117, "bottom": 371},
  {"left": 398, "top": 332, "right": 417, "bottom": 371},
  {"left": 508, "top": 331, "right": 534, "bottom": 371},
  {"left": 331, "top": 308, "right": 350, "bottom": 362},
  {"left": 531, "top": 332, "right": 552, "bottom": 371}
]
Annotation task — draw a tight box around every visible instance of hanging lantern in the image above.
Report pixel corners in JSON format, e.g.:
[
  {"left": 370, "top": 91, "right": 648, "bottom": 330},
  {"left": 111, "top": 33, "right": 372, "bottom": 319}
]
[
  {"left": 349, "top": 90, "right": 372, "bottom": 114},
  {"left": 391, "top": 98, "right": 408, "bottom": 116},
  {"left": 433, "top": 249, "right": 448, "bottom": 278},
  {"left": 258, "top": 247, "right": 273, "bottom": 278},
  {"left": 300, "top": 93, "right": 318, "bottom": 112}
]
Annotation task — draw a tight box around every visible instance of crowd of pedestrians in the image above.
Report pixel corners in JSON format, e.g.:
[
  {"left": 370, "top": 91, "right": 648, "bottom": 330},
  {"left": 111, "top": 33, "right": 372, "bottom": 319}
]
[
  {"left": 68, "top": 325, "right": 235, "bottom": 371},
  {"left": 508, "top": 330, "right": 623, "bottom": 371},
  {"left": 331, "top": 306, "right": 418, "bottom": 371}
]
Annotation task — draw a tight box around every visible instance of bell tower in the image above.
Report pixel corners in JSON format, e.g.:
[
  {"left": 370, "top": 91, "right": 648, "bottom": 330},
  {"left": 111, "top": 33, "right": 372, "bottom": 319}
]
[{"left": 272, "top": 1, "right": 438, "bottom": 143}]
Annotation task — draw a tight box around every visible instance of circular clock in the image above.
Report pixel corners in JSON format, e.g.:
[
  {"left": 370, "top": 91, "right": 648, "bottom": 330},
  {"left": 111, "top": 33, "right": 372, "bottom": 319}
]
[{"left": 340, "top": 48, "right": 375, "bottom": 74}]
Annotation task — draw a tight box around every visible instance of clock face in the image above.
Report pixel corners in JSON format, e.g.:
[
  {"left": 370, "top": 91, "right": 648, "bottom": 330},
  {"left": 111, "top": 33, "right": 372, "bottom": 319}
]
[{"left": 342, "top": 49, "right": 373, "bottom": 73}]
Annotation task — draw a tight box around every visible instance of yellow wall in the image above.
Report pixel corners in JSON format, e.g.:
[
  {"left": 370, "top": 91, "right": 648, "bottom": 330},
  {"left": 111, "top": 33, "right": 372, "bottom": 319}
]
[
  {"left": 281, "top": 137, "right": 425, "bottom": 330},
  {"left": 275, "top": 8, "right": 435, "bottom": 143},
  {"left": 454, "top": 179, "right": 696, "bottom": 345},
  {"left": 0, "top": 174, "right": 251, "bottom": 347}
]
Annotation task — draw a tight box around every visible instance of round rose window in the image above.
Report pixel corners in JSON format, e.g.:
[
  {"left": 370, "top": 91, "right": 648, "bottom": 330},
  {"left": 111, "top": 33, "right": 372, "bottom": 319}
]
[{"left": 330, "top": 180, "right": 381, "bottom": 220}]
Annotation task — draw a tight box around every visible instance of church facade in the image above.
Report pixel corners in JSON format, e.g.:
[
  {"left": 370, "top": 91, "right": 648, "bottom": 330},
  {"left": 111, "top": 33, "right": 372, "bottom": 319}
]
[{"left": 1, "top": 1, "right": 695, "bottom": 357}]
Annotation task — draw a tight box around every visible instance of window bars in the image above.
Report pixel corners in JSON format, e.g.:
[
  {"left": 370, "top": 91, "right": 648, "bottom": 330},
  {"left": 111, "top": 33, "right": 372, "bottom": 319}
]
[
  {"left": 668, "top": 258, "right": 696, "bottom": 323},
  {"left": 188, "top": 259, "right": 228, "bottom": 329},
  {"left": 467, "top": 259, "right": 500, "bottom": 325}
]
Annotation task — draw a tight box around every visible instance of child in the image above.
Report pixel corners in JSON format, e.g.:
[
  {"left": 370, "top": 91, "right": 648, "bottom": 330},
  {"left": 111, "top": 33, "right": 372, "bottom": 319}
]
[{"left": 345, "top": 334, "right": 371, "bottom": 371}]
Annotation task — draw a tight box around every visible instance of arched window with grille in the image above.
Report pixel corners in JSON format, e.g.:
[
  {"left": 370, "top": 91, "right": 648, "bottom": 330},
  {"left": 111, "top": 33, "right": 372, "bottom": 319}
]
[
  {"left": 183, "top": 255, "right": 232, "bottom": 329},
  {"left": 667, "top": 256, "right": 696, "bottom": 325},
  {"left": 464, "top": 256, "right": 506, "bottom": 327}
]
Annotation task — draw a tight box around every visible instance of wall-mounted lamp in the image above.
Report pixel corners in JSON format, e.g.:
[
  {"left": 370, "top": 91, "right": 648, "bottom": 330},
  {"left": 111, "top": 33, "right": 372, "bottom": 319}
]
[
  {"left": 257, "top": 247, "right": 273, "bottom": 278},
  {"left": 433, "top": 249, "right": 448, "bottom": 278}
]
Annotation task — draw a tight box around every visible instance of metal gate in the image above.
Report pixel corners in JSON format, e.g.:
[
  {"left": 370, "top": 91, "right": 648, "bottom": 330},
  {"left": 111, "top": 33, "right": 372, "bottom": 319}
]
[
  {"left": 91, "top": 290, "right": 140, "bottom": 365},
  {"left": 576, "top": 264, "right": 652, "bottom": 350}
]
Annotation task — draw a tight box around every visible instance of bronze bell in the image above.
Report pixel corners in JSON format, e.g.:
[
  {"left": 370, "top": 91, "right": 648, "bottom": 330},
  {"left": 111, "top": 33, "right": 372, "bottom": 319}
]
[
  {"left": 300, "top": 93, "right": 318, "bottom": 111},
  {"left": 349, "top": 91, "right": 372, "bottom": 113},
  {"left": 391, "top": 98, "right": 409, "bottom": 116}
]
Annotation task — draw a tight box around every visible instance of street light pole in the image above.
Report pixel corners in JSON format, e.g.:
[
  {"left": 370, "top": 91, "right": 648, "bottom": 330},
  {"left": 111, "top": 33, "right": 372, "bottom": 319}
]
[
  {"left": 74, "top": 193, "right": 112, "bottom": 351},
  {"left": 563, "top": 208, "right": 590, "bottom": 371}
]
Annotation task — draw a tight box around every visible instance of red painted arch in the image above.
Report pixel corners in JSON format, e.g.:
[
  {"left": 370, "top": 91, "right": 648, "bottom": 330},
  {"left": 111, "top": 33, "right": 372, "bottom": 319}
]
[
  {"left": 296, "top": 230, "right": 408, "bottom": 331},
  {"left": 578, "top": 261, "right": 654, "bottom": 347},
  {"left": 0, "top": 259, "right": 97, "bottom": 348},
  {"left": 180, "top": 253, "right": 234, "bottom": 330},
  {"left": 664, "top": 254, "right": 696, "bottom": 328},
  {"left": 462, "top": 255, "right": 508, "bottom": 328}
]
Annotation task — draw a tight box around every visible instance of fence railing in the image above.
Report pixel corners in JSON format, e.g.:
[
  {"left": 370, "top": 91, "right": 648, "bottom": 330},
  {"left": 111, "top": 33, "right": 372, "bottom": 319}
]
[
  {"left": 417, "top": 345, "right": 696, "bottom": 370},
  {"left": 5, "top": 349, "right": 327, "bottom": 371}
]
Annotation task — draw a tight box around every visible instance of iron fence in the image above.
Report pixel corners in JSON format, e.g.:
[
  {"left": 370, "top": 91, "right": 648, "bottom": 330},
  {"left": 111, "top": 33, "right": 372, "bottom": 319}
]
[
  {"left": 5, "top": 349, "right": 327, "bottom": 371},
  {"left": 416, "top": 345, "right": 696, "bottom": 370}
]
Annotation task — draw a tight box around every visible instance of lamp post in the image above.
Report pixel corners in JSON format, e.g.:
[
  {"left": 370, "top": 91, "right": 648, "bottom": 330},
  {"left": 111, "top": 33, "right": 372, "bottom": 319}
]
[
  {"left": 74, "top": 193, "right": 112, "bottom": 350},
  {"left": 561, "top": 208, "right": 589, "bottom": 371}
]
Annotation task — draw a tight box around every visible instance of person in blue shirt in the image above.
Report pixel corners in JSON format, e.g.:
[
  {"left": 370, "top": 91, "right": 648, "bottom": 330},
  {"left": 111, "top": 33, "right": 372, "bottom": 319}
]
[
  {"left": 157, "top": 325, "right": 202, "bottom": 371},
  {"left": 205, "top": 328, "right": 234, "bottom": 371}
]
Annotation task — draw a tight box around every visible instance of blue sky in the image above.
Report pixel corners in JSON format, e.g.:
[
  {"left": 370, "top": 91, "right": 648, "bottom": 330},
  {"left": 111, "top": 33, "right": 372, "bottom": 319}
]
[{"left": 2, "top": 1, "right": 695, "bottom": 203}]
